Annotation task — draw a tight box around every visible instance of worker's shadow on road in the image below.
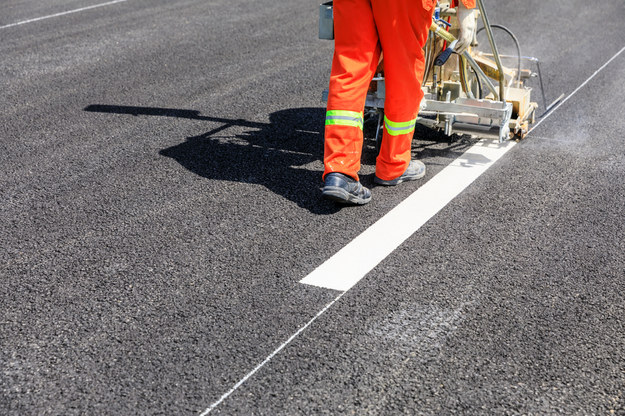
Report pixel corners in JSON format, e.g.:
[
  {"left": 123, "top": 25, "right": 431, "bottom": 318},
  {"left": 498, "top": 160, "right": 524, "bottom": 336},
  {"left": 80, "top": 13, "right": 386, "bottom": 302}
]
[{"left": 84, "top": 105, "right": 341, "bottom": 214}]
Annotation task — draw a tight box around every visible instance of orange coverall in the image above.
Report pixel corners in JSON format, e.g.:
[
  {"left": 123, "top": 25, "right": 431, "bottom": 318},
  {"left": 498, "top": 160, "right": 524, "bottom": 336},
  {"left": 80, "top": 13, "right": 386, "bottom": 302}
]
[{"left": 324, "top": 0, "right": 475, "bottom": 182}]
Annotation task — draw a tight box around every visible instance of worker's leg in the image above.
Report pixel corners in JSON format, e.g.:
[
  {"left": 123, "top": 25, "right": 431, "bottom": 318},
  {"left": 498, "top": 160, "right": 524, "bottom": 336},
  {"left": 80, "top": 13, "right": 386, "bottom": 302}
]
[
  {"left": 323, "top": 0, "right": 381, "bottom": 182},
  {"left": 371, "top": 0, "right": 433, "bottom": 181}
]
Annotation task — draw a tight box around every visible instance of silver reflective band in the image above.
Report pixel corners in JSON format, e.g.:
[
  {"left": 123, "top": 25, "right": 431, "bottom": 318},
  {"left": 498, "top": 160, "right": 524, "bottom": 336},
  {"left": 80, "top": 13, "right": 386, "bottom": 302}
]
[{"left": 325, "top": 110, "right": 364, "bottom": 129}]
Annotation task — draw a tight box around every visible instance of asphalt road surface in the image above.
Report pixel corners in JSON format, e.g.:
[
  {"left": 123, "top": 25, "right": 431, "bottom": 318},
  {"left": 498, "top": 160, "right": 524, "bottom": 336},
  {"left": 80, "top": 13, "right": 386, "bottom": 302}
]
[{"left": 2, "top": 0, "right": 625, "bottom": 414}]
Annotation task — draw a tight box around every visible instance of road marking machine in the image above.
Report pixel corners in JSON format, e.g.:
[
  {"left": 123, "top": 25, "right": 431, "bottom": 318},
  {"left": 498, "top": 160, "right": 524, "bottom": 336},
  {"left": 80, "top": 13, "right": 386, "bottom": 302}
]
[{"left": 319, "top": 0, "right": 561, "bottom": 145}]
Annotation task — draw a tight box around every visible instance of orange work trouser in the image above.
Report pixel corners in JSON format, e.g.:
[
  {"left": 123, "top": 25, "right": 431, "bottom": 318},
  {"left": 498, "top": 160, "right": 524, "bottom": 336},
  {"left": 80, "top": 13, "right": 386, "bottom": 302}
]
[{"left": 323, "top": 0, "right": 434, "bottom": 182}]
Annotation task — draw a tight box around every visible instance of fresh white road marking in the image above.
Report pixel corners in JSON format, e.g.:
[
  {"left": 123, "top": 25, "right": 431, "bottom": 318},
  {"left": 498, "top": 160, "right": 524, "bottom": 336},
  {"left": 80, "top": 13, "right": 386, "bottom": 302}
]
[
  {"left": 300, "top": 139, "right": 516, "bottom": 291},
  {"left": 201, "top": 42, "right": 625, "bottom": 415},
  {"left": 301, "top": 43, "right": 625, "bottom": 292},
  {"left": 0, "top": 0, "right": 128, "bottom": 30}
]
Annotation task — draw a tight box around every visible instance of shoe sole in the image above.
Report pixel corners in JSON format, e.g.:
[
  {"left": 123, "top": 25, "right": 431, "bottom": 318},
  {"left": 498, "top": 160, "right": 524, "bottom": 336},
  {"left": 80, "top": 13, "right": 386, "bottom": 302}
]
[
  {"left": 322, "top": 186, "right": 371, "bottom": 205},
  {"left": 374, "top": 170, "right": 426, "bottom": 186}
]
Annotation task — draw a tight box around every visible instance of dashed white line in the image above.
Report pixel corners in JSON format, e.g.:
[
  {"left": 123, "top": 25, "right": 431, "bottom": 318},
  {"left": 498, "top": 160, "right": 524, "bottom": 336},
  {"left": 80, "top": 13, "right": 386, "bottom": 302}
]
[{"left": 0, "top": 0, "right": 128, "bottom": 30}]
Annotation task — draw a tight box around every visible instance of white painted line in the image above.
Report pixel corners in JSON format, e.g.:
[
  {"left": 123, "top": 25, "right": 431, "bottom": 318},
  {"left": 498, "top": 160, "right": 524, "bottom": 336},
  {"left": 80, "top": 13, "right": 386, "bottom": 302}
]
[
  {"left": 300, "top": 139, "right": 516, "bottom": 291},
  {"left": 200, "top": 41, "right": 625, "bottom": 416},
  {"left": 531, "top": 44, "right": 625, "bottom": 133},
  {"left": 301, "top": 43, "right": 625, "bottom": 292},
  {"left": 0, "top": 0, "right": 128, "bottom": 30},
  {"left": 199, "top": 139, "right": 513, "bottom": 414},
  {"left": 199, "top": 292, "right": 346, "bottom": 415}
]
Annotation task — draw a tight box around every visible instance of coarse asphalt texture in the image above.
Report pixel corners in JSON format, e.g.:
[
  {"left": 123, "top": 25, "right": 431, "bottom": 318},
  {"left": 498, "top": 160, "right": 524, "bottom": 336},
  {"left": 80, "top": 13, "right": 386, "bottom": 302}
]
[{"left": 2, "top": 0, "right": 625, "bottom": 414}]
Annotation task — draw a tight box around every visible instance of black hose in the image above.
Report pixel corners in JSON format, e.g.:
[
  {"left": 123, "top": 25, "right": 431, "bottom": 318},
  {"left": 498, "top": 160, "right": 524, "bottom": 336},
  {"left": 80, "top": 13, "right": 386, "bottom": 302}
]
[
  {"left": 476, "top": 24, "right": 522, "bottom": 84},
  {"left": 471, "top": 65, "right": 483, "bottom": 98}
]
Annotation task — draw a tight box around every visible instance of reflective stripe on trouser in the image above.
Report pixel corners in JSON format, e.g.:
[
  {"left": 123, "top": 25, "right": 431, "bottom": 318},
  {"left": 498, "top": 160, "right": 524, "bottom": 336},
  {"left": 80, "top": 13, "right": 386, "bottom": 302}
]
[
  {"left": 384, "top": 115, "right": 417, "bottom": 136},
  {"left": 325, "top": 110, "right": 364, "bottom": 129},
  {"left": 375, "top": 115, "right": 416, "bottom": 181},
  {"left": 323, "top": 0, "right": 433, "bottom": 181},
  {"left": 324, "top": 110, "right": 365, "bottom": 181}
]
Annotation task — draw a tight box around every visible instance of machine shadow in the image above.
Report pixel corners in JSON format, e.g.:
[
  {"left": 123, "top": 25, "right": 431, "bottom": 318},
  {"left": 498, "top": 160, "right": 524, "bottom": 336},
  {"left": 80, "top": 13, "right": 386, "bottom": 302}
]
[{"left": 84, "top": 105, "right": 340, "bottom": 214}]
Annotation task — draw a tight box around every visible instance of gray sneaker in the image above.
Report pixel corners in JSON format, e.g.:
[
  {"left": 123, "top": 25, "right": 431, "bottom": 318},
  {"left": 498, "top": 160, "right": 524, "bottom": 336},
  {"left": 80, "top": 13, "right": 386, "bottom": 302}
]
[
  {"left": 374, "top": 160, "right": 426, "bottom": 186},
  {"left": 322, "top": 172, "right": 372, "bottom": 205}
]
